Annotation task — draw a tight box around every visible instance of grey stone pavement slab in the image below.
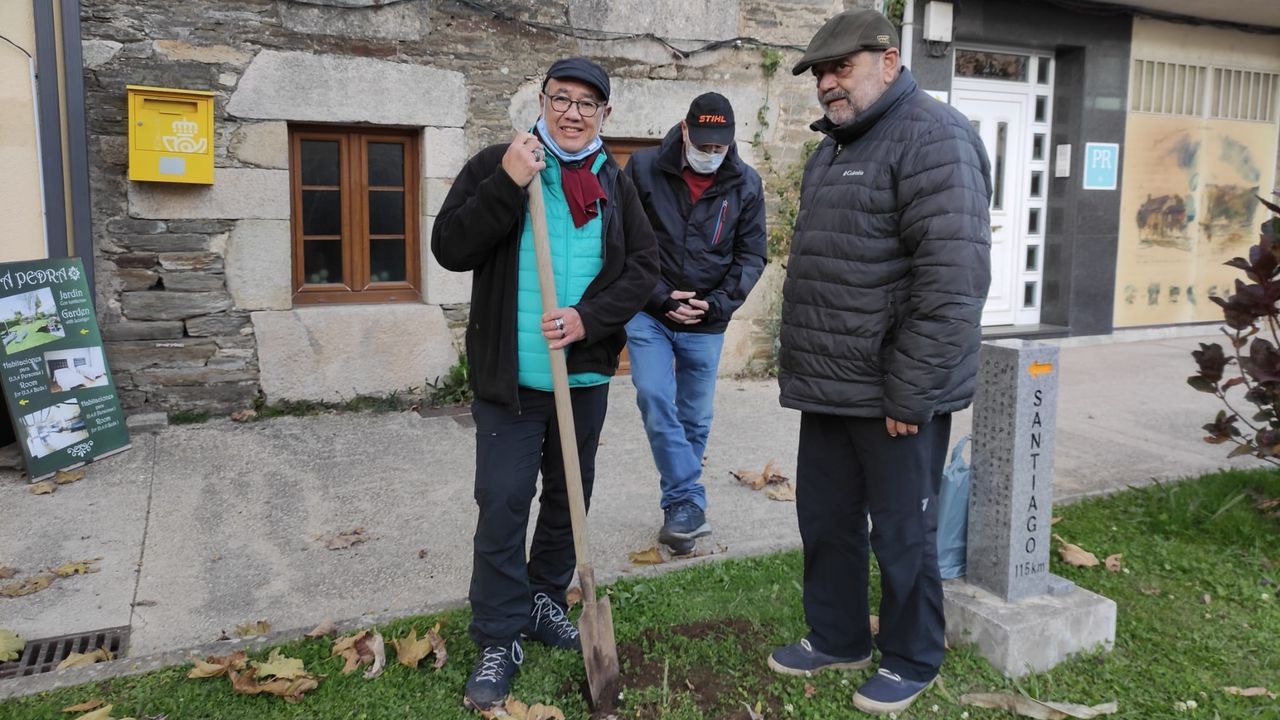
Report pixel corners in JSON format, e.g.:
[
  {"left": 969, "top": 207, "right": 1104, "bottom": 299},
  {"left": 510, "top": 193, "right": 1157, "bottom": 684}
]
[{"left": 0, "top": 332, "right": 1266, "bottom": 697}]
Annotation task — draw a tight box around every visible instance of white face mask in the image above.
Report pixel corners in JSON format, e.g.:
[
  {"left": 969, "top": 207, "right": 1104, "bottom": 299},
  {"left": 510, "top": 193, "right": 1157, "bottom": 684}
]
[{"left": 686, "top": 144, "right": 727, "bottom": 175}]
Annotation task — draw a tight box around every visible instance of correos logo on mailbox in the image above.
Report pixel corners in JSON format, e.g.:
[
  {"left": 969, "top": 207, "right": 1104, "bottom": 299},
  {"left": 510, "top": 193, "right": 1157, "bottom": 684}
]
[{"left": 127, "top": 86, "right": 215, "bottom": 185}]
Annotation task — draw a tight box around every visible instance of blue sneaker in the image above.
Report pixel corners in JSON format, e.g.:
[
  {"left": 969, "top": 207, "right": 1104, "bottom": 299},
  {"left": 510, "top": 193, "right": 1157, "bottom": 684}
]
[
  {"left": 522, "top": 592, "right": 581, "bottom": 651},
  {"left": 852, "top": 667, "right": 934, "bottom": 714},
  {"left": 767, "top": 637, "right": 872, "bottom": 677},
  {"left": 463, "top": 640, "right": 523, "bottom": 711},
  {"left": 658, "top": 501, "right": 710, "bottom": 555}
]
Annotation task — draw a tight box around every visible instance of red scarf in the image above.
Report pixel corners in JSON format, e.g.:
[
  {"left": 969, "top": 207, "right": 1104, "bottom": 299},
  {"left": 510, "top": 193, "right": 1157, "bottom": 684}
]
[{"left": 559, "top": 151, "right": 607, "bottom": 228}]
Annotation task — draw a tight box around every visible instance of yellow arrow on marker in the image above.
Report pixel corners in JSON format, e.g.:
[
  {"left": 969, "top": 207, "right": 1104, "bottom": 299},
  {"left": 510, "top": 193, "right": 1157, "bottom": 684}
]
[
  {"left": 80, "top": 329, "right": 90, "bottom": 335},
  {"left": 1028, "top": 361, "right": 1054, "bottom": 378},
  {"left": 18, "top": 399, "right": 28, "bottom": 406}
]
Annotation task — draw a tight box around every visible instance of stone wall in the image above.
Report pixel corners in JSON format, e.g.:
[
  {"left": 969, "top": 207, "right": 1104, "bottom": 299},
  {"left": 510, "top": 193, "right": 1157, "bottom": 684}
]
[{"left": 82, "top": 0, "right": 877, "bottom": 412}]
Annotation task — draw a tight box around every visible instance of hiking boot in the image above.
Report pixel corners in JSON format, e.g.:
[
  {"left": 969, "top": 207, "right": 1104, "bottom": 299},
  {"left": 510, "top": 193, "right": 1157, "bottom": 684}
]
[
  {"left": 463, "top": 640, "right": 523, "bottom": 711},
  {"left": 767, "top": 637, "right": 872, "bottom": 677},
  {"left": 658, "top": 501, "right": 710, "bottom": 555},
  {"left": 852, "top": 667, "right": 934, "bottom": 714},
  {"left": 522, "top": 592, "right": 581, "bottom": 651}
]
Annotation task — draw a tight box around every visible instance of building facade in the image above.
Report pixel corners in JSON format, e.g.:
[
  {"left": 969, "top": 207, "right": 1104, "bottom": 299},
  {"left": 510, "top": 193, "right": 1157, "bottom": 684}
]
[{"left": 14, "top": 0, "right": 1275, "bottom": 414}]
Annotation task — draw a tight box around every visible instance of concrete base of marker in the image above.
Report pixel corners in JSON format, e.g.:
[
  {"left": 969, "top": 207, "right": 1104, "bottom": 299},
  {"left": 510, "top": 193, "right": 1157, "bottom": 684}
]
[{"left": 943, "top": 575, "right": 1116, "bottom": 677}]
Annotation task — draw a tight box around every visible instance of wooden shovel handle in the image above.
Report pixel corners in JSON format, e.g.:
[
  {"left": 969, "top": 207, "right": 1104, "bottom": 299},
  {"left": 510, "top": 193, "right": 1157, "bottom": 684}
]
[{"left": 527, "top": 174, "right": 598, "bottom": 603}]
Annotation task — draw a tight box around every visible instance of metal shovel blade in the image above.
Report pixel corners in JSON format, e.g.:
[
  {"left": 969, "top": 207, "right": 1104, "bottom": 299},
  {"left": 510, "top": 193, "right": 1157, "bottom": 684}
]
[{"left": 579, "top": 593, "right": 620, "bottom": 709}]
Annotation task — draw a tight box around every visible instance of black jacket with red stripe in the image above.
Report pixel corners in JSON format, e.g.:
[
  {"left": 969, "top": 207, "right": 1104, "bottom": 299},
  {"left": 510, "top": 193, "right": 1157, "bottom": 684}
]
[{"left": 623, "top": 125, "right": 768, "bottom": 334}]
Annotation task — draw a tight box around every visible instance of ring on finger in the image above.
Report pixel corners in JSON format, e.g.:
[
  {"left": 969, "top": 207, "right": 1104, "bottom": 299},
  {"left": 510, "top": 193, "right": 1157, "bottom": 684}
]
[{"left": 554, "top": 317, "right": 564, "bottom": 331}]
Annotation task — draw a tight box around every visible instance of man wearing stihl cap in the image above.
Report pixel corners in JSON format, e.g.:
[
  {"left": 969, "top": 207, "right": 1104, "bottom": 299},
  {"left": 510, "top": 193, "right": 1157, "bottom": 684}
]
[{"left": 623, "top": 92, "right": 767, "bottom": 556}]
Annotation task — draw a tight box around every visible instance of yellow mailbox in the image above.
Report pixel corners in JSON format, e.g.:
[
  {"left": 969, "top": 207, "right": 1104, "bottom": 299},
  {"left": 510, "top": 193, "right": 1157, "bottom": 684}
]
[{"left": 127, "top": 85, "right": 215, "bottom": 184}]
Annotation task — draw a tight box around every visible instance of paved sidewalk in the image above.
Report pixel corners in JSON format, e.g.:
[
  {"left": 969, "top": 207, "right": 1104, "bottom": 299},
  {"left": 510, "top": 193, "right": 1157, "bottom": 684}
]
[{"left": 0, "top": 332, "right": 1261, "bottom": 696}]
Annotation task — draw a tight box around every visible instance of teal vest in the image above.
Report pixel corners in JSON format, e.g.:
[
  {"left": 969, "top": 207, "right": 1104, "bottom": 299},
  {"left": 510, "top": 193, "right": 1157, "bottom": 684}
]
[{"left": 516, "top": 152, "right": 611, "bottom": 391}]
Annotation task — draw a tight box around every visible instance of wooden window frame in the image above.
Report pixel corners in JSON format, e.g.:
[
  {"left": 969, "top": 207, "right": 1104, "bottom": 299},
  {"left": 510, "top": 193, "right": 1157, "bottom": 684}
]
[{"left": 289, "top": 125, "right": 421, "bottom": 305}]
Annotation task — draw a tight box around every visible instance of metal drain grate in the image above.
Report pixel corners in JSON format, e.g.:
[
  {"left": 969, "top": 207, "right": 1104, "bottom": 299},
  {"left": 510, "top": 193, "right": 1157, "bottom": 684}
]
[{"left": 0, "top": 626, "right": 130, "bottom": 680}]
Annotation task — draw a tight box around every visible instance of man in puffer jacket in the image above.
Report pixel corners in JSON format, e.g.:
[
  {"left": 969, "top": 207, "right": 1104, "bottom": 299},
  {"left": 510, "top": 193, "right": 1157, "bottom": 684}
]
[
  {"left": 432, "top": 57, "right": 657, "bottom": 712},
  {"left": 767, "top": 9, "right": 992, "bottom": 716},
  {"left": 623, "top": 92, "right": 767, "bottom": 555}
]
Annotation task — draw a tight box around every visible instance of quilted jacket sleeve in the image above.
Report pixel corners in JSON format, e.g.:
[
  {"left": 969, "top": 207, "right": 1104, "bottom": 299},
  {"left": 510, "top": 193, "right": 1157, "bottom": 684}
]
[{"left": 883, "top": 122, "right": 993, "bottom": 425}]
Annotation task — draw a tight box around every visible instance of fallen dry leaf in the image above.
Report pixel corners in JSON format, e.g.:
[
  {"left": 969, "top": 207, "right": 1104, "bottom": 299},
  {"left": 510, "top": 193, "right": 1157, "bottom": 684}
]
[
  {"left": 1104, "top": 554, "right": 1123, "bottom": 572},
  {"left": 0, "top": 629, "right": 24, "bottom": 662},
  {"left": 228, "top": 667, "right": 318, "bottom": 703},
  {"left": 961, "top": 692, "right": 1118, "bottom": 719},
  {"left": 332, "top": 630, "right": 371, "bottom": 674},
  {"left": 0, "top": 566, "right": 15, "bottom": 579},
  {"left": 426, "top": 622, "right": 448, "bottom": 669},
  {"left": 869, "top": 614, "right": 880, "bottom": 636},
  {"left": 255, "top": 649, "right": 308, "bottom": 680},
  {"left": 52, "top": 558, "right": 102, "bottom": 577},
  {"left": 229, "top": 409, "right": 257, "bottom": 422},
  {"left": 187, "top": 651, "right": 247, "bottom": 679},
  {"left": 1201, "top": 593, "right": 1213, "bottom": 605},
  {"left": 766, "top": 481, "right": 796, "bottom": 502},
  {"left": 565, "top": 586, "right": 582, "bottom": 609},
  {"left": 71, "top": 705, "right": 115, "bottom": 720},
  {"left": 741, "top": 701, "right": 765, "bottom": 720},
  {"left": 305, "top": 618, "right": 336, "bottom": 638},
  {"left": 362, "top": 632, "right": 386, "bottom": 680},
  {"left": 1051, "top": 516, "right": 1064, "bottom": 525},
  {"left": 0, "top": 574, "right": 53, "bottom": 598},
  {"left": 389, "top": 628, "right": 432, "bottom": 669},
  {"left": 62, "top": 699, "right": 105, "bottom": 712},
  {"left": 1053, "top": 534, "right": 1099, "bottom": 567},
  {"left": 628, "top": 546, "right": 665, "bottom": 565},
  {"left": 804, "top": 682, "right": 817, "bottom": 698},
  {"left": 1222, "top": 686, "right": 1276, "bottom": 699},
  {"left": 730, "top": 468, "right": 766, "bottom": 491},
  {"left": 54, "top": 469, "right": 86, "bottom": 485},
  {"left": 1255, "top": 497, "right": 1280, "bottom": 511},
  {"left": 326, "top": 528, "right": 370, "bottom": 550},
  {"left": 30, "top": 481, "right": 56, "bottom": 495},
  {"left": 235, "top": 620, "right": 271, "bottom": 638},
  {"left": 57, "top": 647, "right": 112, "bottom": 671},
  {"left": 527, "top": 704, "right": 566, "bottom": 720}
]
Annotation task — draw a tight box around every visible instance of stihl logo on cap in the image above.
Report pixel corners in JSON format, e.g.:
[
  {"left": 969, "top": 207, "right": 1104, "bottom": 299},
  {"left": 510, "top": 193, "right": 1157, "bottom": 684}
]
[
  {"left": 877, "top": 34, "right": 890, "bottom": 43},
  {"left": 699, "top": 114, "right": 728, "bottom": 124}
]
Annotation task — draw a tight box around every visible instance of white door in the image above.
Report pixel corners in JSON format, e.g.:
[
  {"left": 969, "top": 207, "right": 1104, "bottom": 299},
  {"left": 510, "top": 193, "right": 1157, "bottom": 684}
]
[{"left": 953, "top": 88, "right": 1027, "bottom": 326}]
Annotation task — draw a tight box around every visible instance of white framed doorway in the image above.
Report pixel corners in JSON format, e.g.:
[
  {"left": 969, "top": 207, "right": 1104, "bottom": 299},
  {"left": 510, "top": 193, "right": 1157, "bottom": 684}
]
[{"left": 951, "top": 48, "right": 1054, "bottom": 326}]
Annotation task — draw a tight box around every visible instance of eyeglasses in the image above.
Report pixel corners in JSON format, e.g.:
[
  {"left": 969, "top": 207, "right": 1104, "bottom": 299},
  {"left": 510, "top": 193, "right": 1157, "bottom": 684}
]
[{"left": 545, "top": 94, "right": 603, "bottom": 118}]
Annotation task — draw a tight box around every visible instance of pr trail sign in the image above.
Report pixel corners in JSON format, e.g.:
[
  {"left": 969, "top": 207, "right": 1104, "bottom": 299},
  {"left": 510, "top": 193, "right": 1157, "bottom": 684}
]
[{"left": 0, "top": 258, "right": 130, "bottom": 480}]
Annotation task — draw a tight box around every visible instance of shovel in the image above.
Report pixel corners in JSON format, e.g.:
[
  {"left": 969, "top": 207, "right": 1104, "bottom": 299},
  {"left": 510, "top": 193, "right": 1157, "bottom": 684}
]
[{"left": 526, "top": 173, "right": 621, "bottom": 708}]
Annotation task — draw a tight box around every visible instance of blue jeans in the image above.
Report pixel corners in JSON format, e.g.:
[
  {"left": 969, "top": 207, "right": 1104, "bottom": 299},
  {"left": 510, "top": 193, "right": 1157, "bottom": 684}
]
[{"left": 625, "top": 312, "right": 725, "bottom": 511}]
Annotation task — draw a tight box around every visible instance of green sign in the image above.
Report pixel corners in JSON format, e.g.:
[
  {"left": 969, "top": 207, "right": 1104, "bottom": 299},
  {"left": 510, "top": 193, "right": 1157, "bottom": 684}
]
[{"left": 0, "top": 258, "right": 130, "bottom": 480}]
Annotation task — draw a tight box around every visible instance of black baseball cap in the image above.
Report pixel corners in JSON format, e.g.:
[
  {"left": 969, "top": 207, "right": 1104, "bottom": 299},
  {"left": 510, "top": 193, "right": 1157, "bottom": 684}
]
[
  {"left": 543, "top": 57, "right": 611, "bottom": 101},
  {"left": 792, "top": 9, "right": 899, "bottom": 76},
  {"left": 685, "top": 92, "right": 735, "bottom": 146}
]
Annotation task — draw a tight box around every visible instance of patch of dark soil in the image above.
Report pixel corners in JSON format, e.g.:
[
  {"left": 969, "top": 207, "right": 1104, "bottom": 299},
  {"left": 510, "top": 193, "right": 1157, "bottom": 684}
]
[{"left": 591, "top": 618, "right": 784, "bottom": 720}]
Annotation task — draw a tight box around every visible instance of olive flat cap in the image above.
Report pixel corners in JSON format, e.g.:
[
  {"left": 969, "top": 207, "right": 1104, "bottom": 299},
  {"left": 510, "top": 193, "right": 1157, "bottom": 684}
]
[{"left": 792, "top": 8, "right": 899, "bottom": 76}]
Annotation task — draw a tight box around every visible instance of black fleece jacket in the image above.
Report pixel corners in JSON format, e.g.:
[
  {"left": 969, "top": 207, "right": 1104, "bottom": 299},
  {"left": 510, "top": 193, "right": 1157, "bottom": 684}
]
[{"left": 431, "top": 144, "right": 659, "bottom": 413}]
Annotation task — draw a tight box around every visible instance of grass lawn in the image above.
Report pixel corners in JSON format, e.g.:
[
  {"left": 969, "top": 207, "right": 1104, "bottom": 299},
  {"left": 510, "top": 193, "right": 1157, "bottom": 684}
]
[
  {"left": 2, "top": 320, "right": 64, "bottom": 355},
  {"left": 2, "top": 469, "right": 1278, "bottom": 719}
]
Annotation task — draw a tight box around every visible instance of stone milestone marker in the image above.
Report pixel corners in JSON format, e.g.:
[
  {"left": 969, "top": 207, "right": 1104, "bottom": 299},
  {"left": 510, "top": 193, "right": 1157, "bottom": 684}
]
[
  {"left": 943, "top": 339, "right": 1116, "bottom": 677},
  {"left": 967, "top": 339, "right": 1058, "bottom": 601}
]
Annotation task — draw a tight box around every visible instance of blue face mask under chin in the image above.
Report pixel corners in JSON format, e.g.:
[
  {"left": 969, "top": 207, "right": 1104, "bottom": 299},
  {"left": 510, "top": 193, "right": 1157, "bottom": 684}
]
[{"left": 536, "top": 116, "right": 604, "bottom": 163}]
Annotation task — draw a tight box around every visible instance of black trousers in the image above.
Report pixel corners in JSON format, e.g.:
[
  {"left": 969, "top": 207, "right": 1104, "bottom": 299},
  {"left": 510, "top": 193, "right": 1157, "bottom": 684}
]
[
  {"left": 468, "top": 384, "right": 609, "bottom": 647},
  {"left": 795, "top": 412, "right": 952, "bottom": 682}
]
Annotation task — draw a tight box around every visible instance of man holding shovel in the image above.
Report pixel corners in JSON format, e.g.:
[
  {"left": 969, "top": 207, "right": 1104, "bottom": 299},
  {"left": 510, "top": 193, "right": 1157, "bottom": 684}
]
[{"left": 432, "top": 58, "right": 657, "bottom": 711}]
